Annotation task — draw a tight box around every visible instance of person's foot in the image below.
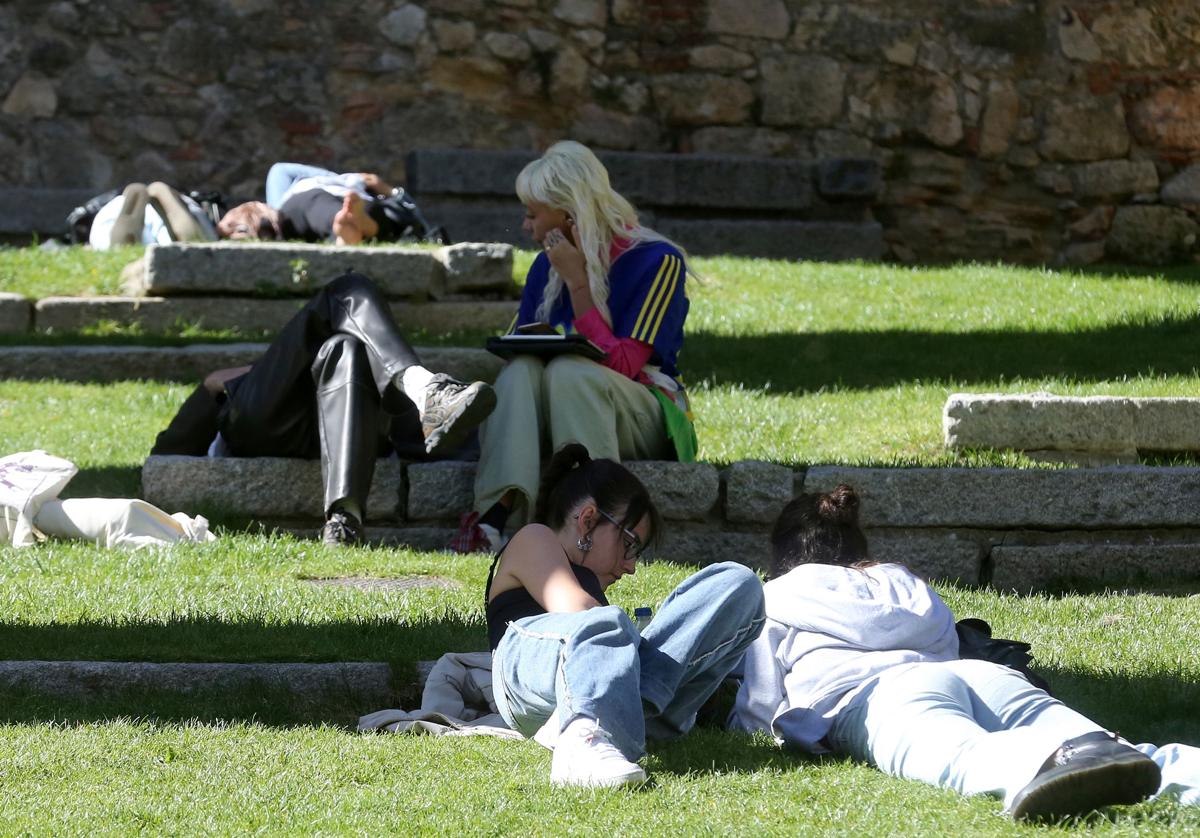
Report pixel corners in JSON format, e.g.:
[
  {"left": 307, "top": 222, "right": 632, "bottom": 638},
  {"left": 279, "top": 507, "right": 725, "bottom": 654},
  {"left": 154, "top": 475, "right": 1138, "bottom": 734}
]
[
  {"left": 1009, "top": 731, "right": 1161, "bottom": 821},
  {"left": 550, "top": 717, "right": 646, "bottom": 788},
  {"left": 321, "top": 510, "right": 362, "bottom": 546},
  {"left": 332, "top": 193, "right": 379, "bottom": 245},
  {"left": 420, "top": 374, "right": 496, "bottom": 457}
]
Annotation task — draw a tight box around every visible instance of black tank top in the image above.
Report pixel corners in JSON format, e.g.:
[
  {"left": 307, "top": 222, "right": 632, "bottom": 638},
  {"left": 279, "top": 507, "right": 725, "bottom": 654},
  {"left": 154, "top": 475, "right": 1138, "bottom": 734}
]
[{"left": 484, "top": 545, "right": 608, "bottom": 650}]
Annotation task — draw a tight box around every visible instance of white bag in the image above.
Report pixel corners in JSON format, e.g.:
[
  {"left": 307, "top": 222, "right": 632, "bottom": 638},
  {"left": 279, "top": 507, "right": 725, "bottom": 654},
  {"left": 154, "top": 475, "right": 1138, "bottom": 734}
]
[{"left": 0, "top": 450, "right": 78, "bottom": 547}]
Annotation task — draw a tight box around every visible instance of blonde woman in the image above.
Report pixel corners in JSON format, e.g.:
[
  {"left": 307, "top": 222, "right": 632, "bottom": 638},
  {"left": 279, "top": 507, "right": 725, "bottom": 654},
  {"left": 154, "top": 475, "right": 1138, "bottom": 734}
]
[{"left": 452, "top": 141, "right": 696, "bottom": 552}]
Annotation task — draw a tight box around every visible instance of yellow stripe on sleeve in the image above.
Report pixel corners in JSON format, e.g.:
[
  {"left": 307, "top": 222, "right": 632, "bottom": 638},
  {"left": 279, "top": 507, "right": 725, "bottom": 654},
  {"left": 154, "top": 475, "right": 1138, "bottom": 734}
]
[
  {"left": 643, "top": 256, "right": 681, "bottom": 344},
  {"left": 631, "top": 255, "right": 676, "bottom": 340},
  {"left": 505, "top": 312, "right": 519, "bottom": 335}
]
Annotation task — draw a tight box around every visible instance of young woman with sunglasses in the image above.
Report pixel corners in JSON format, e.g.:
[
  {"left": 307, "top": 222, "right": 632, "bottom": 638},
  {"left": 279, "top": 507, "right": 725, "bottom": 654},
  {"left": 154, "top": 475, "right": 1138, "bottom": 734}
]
[{"left": 485, "top": 443, "right": 764, "bottom": 788}]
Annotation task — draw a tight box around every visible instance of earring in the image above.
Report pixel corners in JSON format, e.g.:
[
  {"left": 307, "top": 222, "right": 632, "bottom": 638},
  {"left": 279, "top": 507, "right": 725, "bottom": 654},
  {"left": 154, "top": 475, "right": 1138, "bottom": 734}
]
[{"left": 576, "top": 534, "right": 593, "bottom": 552}]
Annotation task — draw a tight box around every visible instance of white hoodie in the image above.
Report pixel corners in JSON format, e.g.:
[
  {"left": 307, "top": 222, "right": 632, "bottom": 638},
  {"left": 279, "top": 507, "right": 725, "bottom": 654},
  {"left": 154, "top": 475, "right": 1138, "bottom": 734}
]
[{"left": 729, "top": 562, "right": 958, "bottom": 751}]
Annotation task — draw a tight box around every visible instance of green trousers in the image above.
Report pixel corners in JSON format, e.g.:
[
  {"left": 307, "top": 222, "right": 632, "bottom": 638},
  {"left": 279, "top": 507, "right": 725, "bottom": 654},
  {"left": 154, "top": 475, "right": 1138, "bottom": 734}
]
[{"left": 473, "top": 354, "right": 672, "bottom": 527}]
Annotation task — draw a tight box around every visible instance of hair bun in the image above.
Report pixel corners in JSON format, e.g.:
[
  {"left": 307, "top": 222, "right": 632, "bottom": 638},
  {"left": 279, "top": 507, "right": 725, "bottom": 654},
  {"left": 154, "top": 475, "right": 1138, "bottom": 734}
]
[{"left": 818, "top": 484, "right": 860, "bottom": 524}]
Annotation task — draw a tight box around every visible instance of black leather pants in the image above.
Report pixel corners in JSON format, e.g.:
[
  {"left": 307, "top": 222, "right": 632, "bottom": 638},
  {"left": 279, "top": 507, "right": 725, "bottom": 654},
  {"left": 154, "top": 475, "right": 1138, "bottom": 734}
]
[{"left": 217, "top": 271, "right": 423, "bottom": 515}]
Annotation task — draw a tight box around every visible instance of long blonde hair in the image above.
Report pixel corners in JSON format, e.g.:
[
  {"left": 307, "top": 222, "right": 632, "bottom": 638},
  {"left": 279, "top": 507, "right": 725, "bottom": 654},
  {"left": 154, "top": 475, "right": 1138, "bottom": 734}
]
[{"left": 516, "top": 141, "right": 687, "bottom": 326}]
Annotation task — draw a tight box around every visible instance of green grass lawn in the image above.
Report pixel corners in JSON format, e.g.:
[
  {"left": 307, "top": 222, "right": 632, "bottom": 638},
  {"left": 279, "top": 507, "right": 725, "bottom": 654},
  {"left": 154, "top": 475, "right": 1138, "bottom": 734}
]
[{"left": 2, "top": 248, "right": 1200, "bottom": 833}]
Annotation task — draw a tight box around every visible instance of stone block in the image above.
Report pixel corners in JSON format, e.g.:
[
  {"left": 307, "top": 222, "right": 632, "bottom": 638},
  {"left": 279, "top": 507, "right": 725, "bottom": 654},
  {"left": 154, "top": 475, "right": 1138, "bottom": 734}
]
[
  {"left": 943, "top": 393, "right": 1137, "bottom": 457},
  {"left": 658, "top": 528, "right": 770, "bottom": 573},
  {"left": 0, "top": 187, "right": 94, "bottom": 235},
  {"left": 654, "top": 219, "right": 884, "bottom": 261},
  {"left": 123, "top": 242, "right": 441, "bottom": 298},
  {"left": 1106, "top": 205, "right": 1200, "bottom": 265},
  {"left": 0, "top": 344, "right": 501, "bottom": 384},
  {"left": 1132, "top": 398, "right": 1200, "bottom": 451},
  {"left": 816, "top": 159, "right": 881, "bottom": 201},
  {"left": 625, "top": 461, "right": 719, "bottom": 521},
  {"left": 803, "top": 466, "right": 1200, "bottom": 529},
  {"left": 410, "top": 148, "right": 825, "bottom": 212},
  {"left": 724, "top": 460, "right": 796, "bottom": 524},
  {"left": 406, "top": 461, "right": 476, "bottom": 521},
  {"left": 432, "top": 242, "right": 515, "bottom": 297},
  {"left": 0, "top": 292, "right": 31, "bottom": 333},
  {"left": 34, "top": 296, "right": 306, "bottom": 335},
  {"left": 142, "top": 455, "right": 404, "bottom": 521},
  {"left": 990, "top": 542, "right": 1200, "bottom": 592},
  {"left": 1069, "top": 160, "right": 1158, "bottom": 201},
  {"left": 0, "top": 661, "right": 395, "bottom": 723},
  {"left": 863, "top": 528, "right": 985, "bottom": 586}
]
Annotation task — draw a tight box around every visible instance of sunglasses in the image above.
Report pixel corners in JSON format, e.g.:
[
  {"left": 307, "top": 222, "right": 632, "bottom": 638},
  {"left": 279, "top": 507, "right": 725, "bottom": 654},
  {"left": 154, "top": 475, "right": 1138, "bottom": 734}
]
[{"left": 596, "top": 509, "right": 646, "bottom": 561}]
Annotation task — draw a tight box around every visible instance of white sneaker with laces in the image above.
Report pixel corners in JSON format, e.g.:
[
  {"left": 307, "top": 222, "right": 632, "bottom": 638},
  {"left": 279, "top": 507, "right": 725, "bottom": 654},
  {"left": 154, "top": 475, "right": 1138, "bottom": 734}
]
[{"left": 550, "top": 717, "right": 646, "bottom": 788}]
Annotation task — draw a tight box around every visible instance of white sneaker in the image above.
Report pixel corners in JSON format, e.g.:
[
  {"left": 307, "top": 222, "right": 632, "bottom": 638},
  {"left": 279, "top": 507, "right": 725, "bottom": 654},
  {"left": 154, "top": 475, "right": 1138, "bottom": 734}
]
[{"left": 550, "top": 717, "right": 646, "bottom": 788}]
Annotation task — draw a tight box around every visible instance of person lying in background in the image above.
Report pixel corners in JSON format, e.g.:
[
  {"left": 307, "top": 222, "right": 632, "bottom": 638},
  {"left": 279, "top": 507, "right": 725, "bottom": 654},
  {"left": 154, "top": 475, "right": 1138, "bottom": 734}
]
[{"left": 729, "top": 484, "right": 1162, "bottom": 822}]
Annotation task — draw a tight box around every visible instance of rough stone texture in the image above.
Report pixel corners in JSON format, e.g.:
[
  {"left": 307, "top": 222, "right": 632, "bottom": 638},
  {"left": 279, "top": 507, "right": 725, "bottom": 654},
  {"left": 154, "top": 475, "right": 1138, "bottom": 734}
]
[
  {"left": 0, "top": 661, "right": 395, "bottom": 722},
  {"left": 123, "top": 242, "right": 439, "bottom": 298},
  {"left": 0, "top": 344, "right": 501, "bottom": 384},
  {"left": 406, "top": 461, "right": 476, "bottom": 521},
  {"left": 707, "top": 0, "right": 789, "bottom": 39},
  {"left": 943, "top": 393, "right": 1138, "bottom": 459},
  {"left": 143, "top": 455, "right": 404, "bottom": 521},
  {"left": 991, "top": 543, "right": 1200, "bottom": 592},
  {"left": 803, "top": 466, "right": 1200, "bottom": 529},
  {"left": 865, "top": 528, "right": 984, "bottom": 586},
  {"left": 1039, "top": 98, "right": 1130, "bottom": 162},
  {"left": 660, "top": 528, "right": 770, "bottom": 573},
  {"left": 816, "top": 159, "right": 881, "bottom": 201},
  {"left": 760, "top": 55, "right": 845, "bottom": 127},
  {"left": 432, "top": 242, "right": 515, "bottom": 296},
  {"left": 0, "top": 292, "right": 31, "bottom": 333},
  {"left": 31, "top": 296, "right": 517, "bottom": 336},
  {"left": 653, "top": 220, "right": 884, "bottom": 261},
  {"left": 624, "top": 462, "right": 720, "bottom": 521},
  {"left": 1130, "top": 85, "right": 1200, "bottom": 152},
  {"left": 725, "top": 461, "right": 796, "bottom": 524},
  {"left": 1069, "top": 160, "right": 1158, "bottom": 201},
  {"left": 1132, "top": 399, "right": 1200, "bottom": 452},
  {"left": 1162, "top": 164, "right": 1200, "bottom": 205},
  {"left": 1106, "top": 205, "right": 1200, "bottom": 264}
]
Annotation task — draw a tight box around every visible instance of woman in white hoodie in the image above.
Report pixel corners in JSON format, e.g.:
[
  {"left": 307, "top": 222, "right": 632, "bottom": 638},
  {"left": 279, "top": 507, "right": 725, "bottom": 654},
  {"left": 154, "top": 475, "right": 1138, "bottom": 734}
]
[{"left": 729, "top": 484, "right": 1161, "bottom": 822}]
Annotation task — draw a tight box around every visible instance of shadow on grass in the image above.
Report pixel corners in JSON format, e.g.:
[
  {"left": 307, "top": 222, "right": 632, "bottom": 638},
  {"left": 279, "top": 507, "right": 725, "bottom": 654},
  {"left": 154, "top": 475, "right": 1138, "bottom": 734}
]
[
  {"left": 0, "top": 615, "right": 487, "bottom": 728},
  {"left": 59, "top": 464, "right": 142, "bottom": 499},
  {"left": 685, "top": 311, "right": 1200, "bottom": 394}
]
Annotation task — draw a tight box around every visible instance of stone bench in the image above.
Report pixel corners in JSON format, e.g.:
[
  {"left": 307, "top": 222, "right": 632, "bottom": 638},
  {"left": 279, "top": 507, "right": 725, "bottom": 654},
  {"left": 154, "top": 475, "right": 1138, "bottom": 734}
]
[
  {"left": 0, "top": 344, "right": 502, "bottom": 384},
  {"left": 119, "top": 241, "right": 514, "bottom": 298},
  {"left": 0, "top": 187, "right": 94, "bottom": 239},
  {"left": 407, "top": 148, "right": 884, "bottom": 261},
  {"left": 944, "top": 393, "right": 1200, "bottom": 464},
  {"left": 141, "top": 456, "right": 1200, "bottom": 592}
]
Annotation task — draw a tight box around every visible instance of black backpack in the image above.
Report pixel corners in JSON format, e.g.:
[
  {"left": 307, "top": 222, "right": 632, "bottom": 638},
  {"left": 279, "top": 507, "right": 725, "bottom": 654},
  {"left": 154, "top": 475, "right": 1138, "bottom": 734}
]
[
  {"left": 64, "top": 189, "right": 120, "bottom": 244},
  {"left": 370, "top": 188, "right": 450, "bottom": 244}
]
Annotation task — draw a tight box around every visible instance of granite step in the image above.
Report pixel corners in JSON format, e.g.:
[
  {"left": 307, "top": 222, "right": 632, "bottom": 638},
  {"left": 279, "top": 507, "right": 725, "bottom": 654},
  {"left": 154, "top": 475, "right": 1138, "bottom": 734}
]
[
  {"left": 141, "top": 456, "right": 1200, "bottom": 591},
  {"left": 30, "top": 296, "right": 516, "bottom": 337},
  {"left": 119, "top": 241, "right": 514, "bottom": 299},
  {"left": 0, "top": 344, "right": 502, "bottom": 384},
  {"left": 944, "top": 392, "right": 1200, "bottom": 464}
]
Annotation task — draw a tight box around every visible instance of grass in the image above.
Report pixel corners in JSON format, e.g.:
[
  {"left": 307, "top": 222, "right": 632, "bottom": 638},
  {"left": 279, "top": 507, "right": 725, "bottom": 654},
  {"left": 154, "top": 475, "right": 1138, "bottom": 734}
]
[{"left": 2, "top": 248, "right": 1200, "bottom": 832}]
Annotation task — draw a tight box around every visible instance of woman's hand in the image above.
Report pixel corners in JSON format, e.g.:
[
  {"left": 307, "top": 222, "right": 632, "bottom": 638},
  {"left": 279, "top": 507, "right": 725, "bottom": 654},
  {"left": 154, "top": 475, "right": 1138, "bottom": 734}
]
[{"left": 544, "top": 225, "right": 587, "bottom": 290}]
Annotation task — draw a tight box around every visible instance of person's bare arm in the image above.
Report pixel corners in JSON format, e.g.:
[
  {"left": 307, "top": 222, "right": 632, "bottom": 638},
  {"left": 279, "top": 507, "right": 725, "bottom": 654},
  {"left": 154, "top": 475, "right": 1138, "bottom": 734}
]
[
  {"left": 203, "top": 365, "right": 251, "bottom": 396},
  {"left": 358, "top": 173, "right": 395, "bottom": 196},
  {"left": 492, "top": 524, "right": 601, "bottom": 613}
]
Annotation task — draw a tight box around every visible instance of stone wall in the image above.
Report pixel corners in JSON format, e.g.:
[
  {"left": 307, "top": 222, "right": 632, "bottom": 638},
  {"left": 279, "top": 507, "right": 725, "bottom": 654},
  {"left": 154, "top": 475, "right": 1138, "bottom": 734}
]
[{"left": 4, "top": 0, "right": 1200, "bottom": 264}]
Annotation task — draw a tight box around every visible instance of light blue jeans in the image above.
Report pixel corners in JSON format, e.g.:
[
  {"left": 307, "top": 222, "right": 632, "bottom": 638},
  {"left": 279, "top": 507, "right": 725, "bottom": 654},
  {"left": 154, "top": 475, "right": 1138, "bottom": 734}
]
[
  {"left": 265, "top": 162, "right": 337, "bottom": 208},
  {"left": 491, "top": 562, "right": 765, "bottom": 761},
  {"left": 827, "top": 658, "right": 1105, "bottom": 807}
]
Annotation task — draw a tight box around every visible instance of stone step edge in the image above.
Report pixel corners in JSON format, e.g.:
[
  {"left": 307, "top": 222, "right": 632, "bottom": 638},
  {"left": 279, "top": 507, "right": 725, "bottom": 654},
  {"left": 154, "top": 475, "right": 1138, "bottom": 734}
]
[{"left": 0, "top": 659, "right": 440, "bottom": 701}]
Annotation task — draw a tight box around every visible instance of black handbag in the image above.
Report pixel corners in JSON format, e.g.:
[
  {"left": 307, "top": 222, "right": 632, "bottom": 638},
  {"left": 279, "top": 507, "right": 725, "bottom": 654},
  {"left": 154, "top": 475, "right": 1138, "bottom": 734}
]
[{"left": 955, "top": 617, "right": 1053, "bottom": 694}]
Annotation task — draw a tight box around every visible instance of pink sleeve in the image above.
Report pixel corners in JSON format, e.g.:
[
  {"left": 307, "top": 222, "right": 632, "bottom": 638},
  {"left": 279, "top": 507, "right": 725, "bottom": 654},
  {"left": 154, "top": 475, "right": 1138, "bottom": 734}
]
[{"left": 574, "top": 308, "right": 654, "bottom": 380}]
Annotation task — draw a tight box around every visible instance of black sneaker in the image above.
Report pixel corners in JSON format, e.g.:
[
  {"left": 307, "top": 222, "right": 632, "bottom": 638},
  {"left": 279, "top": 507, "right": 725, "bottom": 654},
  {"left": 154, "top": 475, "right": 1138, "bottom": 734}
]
[
  {"left": 421, "top": 374, "right": 496, "bottom": 457},
  {"left": 321, "top": 511, "right": 362, "bottom": 546},
  {"left": 1009, "top": 731, "right": 1161, "bottom": 822}
]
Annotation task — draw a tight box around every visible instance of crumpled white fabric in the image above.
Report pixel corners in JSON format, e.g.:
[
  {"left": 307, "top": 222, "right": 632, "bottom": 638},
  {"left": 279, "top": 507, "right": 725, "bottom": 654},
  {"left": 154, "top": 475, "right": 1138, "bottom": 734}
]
[
  {"left": 358, "top": 651, "right": 520, "bottom": 739},
  {"left": 1136, "top": 742, "right": 1200, "bottom": 804},
  {"left": 0, "top": 450, "right": 216, "bottom": 549}
]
